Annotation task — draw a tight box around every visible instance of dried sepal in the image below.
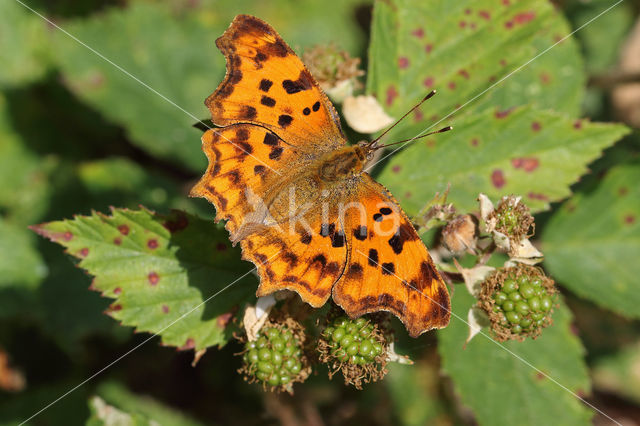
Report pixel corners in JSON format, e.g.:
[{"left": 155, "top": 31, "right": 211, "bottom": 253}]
[
  {"left": 454, "top": 259, "right": 495, "bottom": 297},
  {"left": 243, "top": 295, "right": 277, "bottom": 341},
  {"left": 342, "top": 95, "right": 395, "bottom": 134},
  {"left": 465, "top": 306, "right": 490, "bottom": 346}
]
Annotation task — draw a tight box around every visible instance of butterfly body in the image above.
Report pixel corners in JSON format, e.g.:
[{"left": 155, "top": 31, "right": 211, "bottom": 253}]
[{"left": 192, "top": 15, "right": 451, "bottom": 337}]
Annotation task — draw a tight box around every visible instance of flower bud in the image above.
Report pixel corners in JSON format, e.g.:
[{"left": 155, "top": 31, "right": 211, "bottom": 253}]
[{"left": 442, "top": 214, "right": 477, "bottom": 254}]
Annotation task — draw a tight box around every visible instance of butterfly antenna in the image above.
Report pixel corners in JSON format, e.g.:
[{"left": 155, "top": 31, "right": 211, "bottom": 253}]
[
  {"left": 374, "top": 126, "right": 453, "bottom": 149},
  {"left": 368, "top": 90, "right": 438, "bottom": 148}
]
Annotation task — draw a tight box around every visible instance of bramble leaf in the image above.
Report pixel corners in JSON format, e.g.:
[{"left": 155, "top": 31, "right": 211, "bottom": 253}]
[
  {"left": 52, "top": 0, "right": 367, "bottom": 171},
  {"left": 378, "top": 107, "right": 629, "bottom": 214},
  {"left": 0, "top": 1, "right": 52, "bottom": 87},
  {"left": 32, "top": 208, "right": 256, "bottom": 350},
  {"left": 438, "top": 288, "right": 592, "bottom": 426},
  {"left": 367, "top": 0, "right": 584, "bottom": 139},
  {"left": 542, "top": 165, "right": 640, "bottom": 319}
]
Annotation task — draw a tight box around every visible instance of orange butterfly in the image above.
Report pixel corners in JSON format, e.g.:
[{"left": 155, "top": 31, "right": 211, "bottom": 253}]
[{"left": 191, "top": 15, "right": 450, "bottom": 337}]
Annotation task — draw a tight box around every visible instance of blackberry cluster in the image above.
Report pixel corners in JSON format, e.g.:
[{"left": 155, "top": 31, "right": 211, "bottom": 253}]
[
  {"left": 322, "top": 317, "right": 384, "bottom": 365},
  {"left": 481, "top": 266, "right": 557, "bottom": 341},
  {"left": 493, "top": 275, "right": 553, "bottom": 334},
  {"left": 241, "top": 326, "right": 306, "bottom": 389},
  {"left": 318, "top": 316, "right": 388, "bottom": 389}
]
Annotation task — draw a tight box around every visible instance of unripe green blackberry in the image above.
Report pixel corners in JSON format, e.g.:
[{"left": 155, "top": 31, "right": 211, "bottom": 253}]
[
  {"left": 490, "top": 196, "right": 534, "bottom": 243},
  {"left": 239, "top": 318, "right": 309, "bottom": 393},
  {"left": 479, "top": 265, "right": 557, "bottom": 342},
  {"left": 317, "top": 315, "right": 388, "bottom": 389}
]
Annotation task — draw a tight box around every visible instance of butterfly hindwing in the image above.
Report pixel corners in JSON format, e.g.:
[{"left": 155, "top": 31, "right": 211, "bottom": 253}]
[
  {"left": 242, "top": 208, "right": 347, "bottom": 308},
  {"left": 333, "top": 175, "right": 451, "bottom": 337},
  {"left": 208, "top": 14, "right": 345, "bottom": 152}
]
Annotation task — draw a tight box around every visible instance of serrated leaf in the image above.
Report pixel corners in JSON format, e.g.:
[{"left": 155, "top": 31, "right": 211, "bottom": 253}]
[
  {"left": 378, "top": 107, "right": 629, "bottom": 214},
  {"left": 0, "top": 1, "right": 52, "bottom": 87},
  {"left": 367, "top": 0, "right": 584, "bottom": 141},
  {"left": 52, "top": 0, "right": 367, "bottom": 171},
  {"left": 542, "top": 165, "right": 640, "bottom": 318},
  {"left": 32, "top": 208, "right": 256, "bottom": 350},
  {"left": 438, "top": 288, "right": 592, "bottom": 426}
]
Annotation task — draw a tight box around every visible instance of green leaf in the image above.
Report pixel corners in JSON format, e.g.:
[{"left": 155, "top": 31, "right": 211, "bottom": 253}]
[
  {"left": 438, "top": 288, "right": 592, "bottom": 426},
  {"left": 52, "top": 0, "right": 368, "bottom": 171},
  {"left": 31, "top": 208, "right": 256, "bottom": 350},
  {"left": 565, "top": 0, "right": 635, "bottom": 74},
  {"left": 0, "top": 218, "right": 47, "bottom": 290},
  {"left": 592, "top": 342, "right": 640, "bottom": 404},
  {"left": 367, "top": 0, "right": 585, "bottom": 138},
  {"left": 378, "top": 107, "right": 629, "bottom": 214},
  {"left": 0, "top": 1, "right": 52, "bottom": 87},
  {"left": 0, "top": 95, "right": 54, "bottom": 226},
  {"left": 88, "top": 381, "right": 204, "bottom": 426},
  {"left": 542, "top": 165, "right": 640, "bottom": 319},
  {"left": 386, "top": 363, "right": 447, "bottom": 425}
]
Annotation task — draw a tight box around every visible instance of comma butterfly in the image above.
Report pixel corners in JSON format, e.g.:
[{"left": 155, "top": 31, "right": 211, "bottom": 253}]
[{"left": 191, "top": 15, "right": 451, "bottom": 337}]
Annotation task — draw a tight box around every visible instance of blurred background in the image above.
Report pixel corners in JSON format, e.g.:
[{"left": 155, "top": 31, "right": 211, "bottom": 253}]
[{"left": 1, "top": 0, "right": 639, "bottom": 424}]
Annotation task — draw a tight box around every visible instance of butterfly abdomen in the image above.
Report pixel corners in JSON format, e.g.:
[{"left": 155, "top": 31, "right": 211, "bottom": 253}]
[{"left": 319, "top": 146, "right": 366, "bottom": 182}]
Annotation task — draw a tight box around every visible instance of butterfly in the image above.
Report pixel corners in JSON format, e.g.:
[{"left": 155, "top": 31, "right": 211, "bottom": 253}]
[{"left": 191, "top": 15, "right": 450, "bottom": 337}]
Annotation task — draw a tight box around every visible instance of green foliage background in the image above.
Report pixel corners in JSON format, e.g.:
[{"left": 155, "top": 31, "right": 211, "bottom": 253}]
[{"left": 0, "top": 0, "right": 639, "bottom": 425}]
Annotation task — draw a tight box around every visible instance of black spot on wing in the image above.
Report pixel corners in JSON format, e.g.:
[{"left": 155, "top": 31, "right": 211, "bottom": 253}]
[
  {"left": 381, "top": 262, "right": 395, "bottom": 275},
  {"left": 354, "top": 226, "right": 368, "bottom": 241},
  {"left": 259, "top": 79, "right": 273, "bottom": 92},
  {"left": 235, "top": 127, "right": 249, "bottom": 141},
  {"left": 312, "top": 254, "right": 327, "bottom": 268},
  {"left": 282, "top": 70, "right": 313, "bottom": 94},
  {"left": 269, "top": 146, "right": 283, "bottom": 160},
  {"left": 253, "top": 165, "right": 265, "bottom": 175},
  {"left": 303, "top": 107, "right": 311, "bottom": 115},
  {"left": 229, "top": 68, "right": 242, "bottom": 84},
  {"left": 367, "top": 249, "right": 378, "bottom": 266},
  {"left": 278, "top": 114, "right": 293, "bottom": 128},
  {"left": 347, "top": 263, "right": 363, "bottom": 279},
  {"left": 312, "top": 101, "right": 321, "bottom": 111},
  {"left": 240, "top": 105, "right": 257, "bottom": 120},
  {"left": 331, "top": 231, "right": 345, "bottom": 248},
  {"left": 320, "top": 223, "right": 335, "bottom": 237},
  {"left": 300, "top": 233, "right": 312, "bottom": 245},
  {"left": 260, "top": 96, "right": 276, "bottom": 107},
  {"left": 263, "top": 132, "right": 279, "bottom": 146},
  {"left": 373, "top": 213, "right": 383, "bottom": 222}
]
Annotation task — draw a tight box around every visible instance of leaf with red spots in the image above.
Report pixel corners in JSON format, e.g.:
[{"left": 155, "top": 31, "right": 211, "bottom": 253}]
[
  {"left": 542, "top": 165, "right": 640, "bottom": 319},
  {"left": 367, "top": 0, "right": 585, "bottom": 141},
  {"left": 51, "top": 1, "right": 367, "bottom": 171},
  {"left": 438, "top": 289, "right": 592, "bottom": 425},
  {"left": 31, "top": 208, "right": 256, "bottom": 350},
  {"left": 379, "top": 107, "right": 629, "bottom": 214}
]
